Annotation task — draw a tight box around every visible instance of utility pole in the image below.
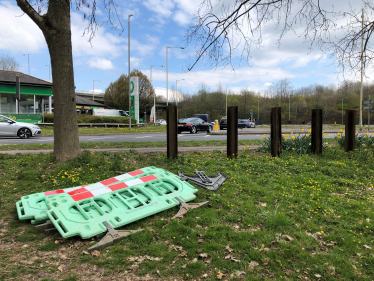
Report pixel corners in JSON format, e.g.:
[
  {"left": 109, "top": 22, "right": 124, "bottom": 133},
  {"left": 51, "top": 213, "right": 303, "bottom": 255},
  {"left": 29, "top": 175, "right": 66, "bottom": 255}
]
[
  {"left": 360, "top": 8, "right": 364, "bottom": 131},
  {"left": 128, "top": 14, "right": 133, "bottom": 130}
]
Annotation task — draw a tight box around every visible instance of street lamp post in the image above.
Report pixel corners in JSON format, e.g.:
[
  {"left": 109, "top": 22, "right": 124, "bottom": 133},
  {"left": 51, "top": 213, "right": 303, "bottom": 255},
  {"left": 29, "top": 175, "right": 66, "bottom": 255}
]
[
  {"left": 150, "top": 65, "right": 165, "bottom": 123},
  {"left": 166, "top": 46, "right": 184, "bottom": 105},
  {"left": 93, "top": 80, "right": 101, "bottom": 101},
  {"left": 175, "top": 79, "right": 185, "bottom": 106},
  {"left": 46, "top": 65, "right": 50, "bottom": 80},
  {"left": 342, "top": 97, "right": 347, "bottom": 125},
  {"left": 128, "top": 14, "right": 133, "bottom": 130},
  {"left": 23, "top": 54, "right": 30, "bottom": 75}
]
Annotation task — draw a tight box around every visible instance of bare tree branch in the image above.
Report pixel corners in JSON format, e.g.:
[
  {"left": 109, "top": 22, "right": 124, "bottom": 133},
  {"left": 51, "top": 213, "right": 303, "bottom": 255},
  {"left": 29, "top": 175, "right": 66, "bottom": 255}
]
[{"left": 186, "top": 0, "right": 373, "bottom": 76}]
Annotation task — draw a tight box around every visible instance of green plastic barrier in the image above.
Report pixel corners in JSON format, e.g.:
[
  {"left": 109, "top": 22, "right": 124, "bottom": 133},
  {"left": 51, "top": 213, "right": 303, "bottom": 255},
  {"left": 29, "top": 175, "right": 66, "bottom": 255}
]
[
  {"left": 16, "top": 167, "right": 165, "bottom": 223},
  {"left": 45, "top": 171, "right": 198, "bottom": 239}
]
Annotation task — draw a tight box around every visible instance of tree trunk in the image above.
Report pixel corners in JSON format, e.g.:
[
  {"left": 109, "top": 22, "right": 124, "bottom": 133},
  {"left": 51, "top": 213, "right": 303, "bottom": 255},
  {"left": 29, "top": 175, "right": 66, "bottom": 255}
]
[
  {"left": 45, "top": 1, "right": 81, "bottom": 162},
  {"left": 46, "top": 25, "right": 81, "bottom": 162},
  {"left": 17, "top": 0, "right": 81, "bottom": 162}
]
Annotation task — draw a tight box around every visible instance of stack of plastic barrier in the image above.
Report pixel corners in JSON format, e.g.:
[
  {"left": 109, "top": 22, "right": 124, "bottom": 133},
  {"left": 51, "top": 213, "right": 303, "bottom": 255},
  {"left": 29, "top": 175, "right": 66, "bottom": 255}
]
[{"left": 16, "top": 167, "right": 200, "bottom": 240}]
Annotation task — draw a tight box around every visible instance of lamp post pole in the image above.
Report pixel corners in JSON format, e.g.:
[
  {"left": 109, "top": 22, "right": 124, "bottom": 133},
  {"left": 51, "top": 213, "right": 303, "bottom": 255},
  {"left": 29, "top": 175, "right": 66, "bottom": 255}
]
[
  {"left": 166, "top": 46, "right": 184, "bottom": 106},
  {"left": 93, "top": 80, "right": 101, "bottom": 101},
  {"left": 128, "top": 14, "right": 133, "bottom": 130},
  {"left": 258, "top": 99, "right": 259, "bottom": 120},
  {"left": 150, "top": 65, "right": 165, "bottom": 123},
  {"left": 23, "top": 54, "right": 30, "bottom": 75},
  {"left": 175, "top": 79, "right": 185, "bottom": 106}
]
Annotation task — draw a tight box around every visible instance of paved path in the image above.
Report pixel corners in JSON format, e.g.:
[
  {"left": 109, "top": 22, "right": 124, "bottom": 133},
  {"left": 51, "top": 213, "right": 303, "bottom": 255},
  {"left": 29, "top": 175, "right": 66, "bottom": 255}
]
[{"left": 0, "top": 127, "right": 360, "bottom": 145}]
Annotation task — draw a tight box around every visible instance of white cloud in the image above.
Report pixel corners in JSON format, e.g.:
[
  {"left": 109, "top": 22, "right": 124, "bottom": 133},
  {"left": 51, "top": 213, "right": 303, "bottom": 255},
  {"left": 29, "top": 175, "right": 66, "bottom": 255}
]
[
  {"left": 147, "top": 65, "right": 295, "bottom": 92},
  {"left": 71, "top": 13, "right": 124, "bottom": 57},
  {"left": 0, "top": 2, "right": 46, "bottom": 53},
  {"left": 88, "top": 89, "right": 104, "bottom": 94},
  {"left": 130, "top": 57, "right": 142, "bottom": 67},
  {"left": 132, "top": 35, "right": 160, "bottom": 57},
  {"left": 143, "top": 0, "right": 174, "bottom": 18},
  {"left": 172, "top": 10, "right": 191, "bottom": 26},
  {"left": 89, "top": 58, "right": 114, "bottom": 70},
  {"left": 264, "top": 83, "right": 273, "bottom": 87}
]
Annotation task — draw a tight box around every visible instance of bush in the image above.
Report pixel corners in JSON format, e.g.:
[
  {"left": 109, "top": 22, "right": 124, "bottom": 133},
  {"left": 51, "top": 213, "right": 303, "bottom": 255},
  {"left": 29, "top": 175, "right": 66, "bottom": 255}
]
[
  {"left": 258, "top": 130, "right": 328, "bottom": 154},
  {"left": 335, "top": 131, "right": 374, "bottom": 149},
  {"left": 43, "top": 114, "right": 136, "bottom": 124}
]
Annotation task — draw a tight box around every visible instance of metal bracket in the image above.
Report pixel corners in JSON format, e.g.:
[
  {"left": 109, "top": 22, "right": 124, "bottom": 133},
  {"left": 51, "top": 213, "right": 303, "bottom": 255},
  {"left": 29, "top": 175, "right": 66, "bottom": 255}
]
[
  {"left": 178, "top": 171, "right": 227, "bottom": 191},
  {"left": 172, "top": 197, "right": 209, "bottom": 219},
  {"left": 88, "top": 221, "right": 143, "bottom": 252},
  {"left": 35, "top": 221, "right": 56, "bottom": 232}
]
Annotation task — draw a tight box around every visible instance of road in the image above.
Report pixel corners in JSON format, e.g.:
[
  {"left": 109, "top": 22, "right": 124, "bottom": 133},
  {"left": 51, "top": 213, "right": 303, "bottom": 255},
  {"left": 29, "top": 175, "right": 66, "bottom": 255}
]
[
  {"left": 0, "top": 131, "right": 265, "bottom": 145},
  {"left": 0, "top": 130, "right": 343, "bottom": 145}
]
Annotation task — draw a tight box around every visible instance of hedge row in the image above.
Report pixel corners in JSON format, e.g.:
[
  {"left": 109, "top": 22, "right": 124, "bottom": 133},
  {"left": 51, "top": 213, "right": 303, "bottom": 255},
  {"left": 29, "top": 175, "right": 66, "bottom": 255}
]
[{"left": 43, "top": 114, "right": 137, "bottom": 124}]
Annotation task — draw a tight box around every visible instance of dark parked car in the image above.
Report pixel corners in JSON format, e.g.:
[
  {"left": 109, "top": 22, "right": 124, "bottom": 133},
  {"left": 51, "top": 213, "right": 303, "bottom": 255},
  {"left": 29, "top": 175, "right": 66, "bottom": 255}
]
[
  {"left": 221, "top": 117, "right": 255, "bottom": 130},
  {"left": 178, "top": 118, "right": 213, "bottom": 134},
  {"left": 238, "top": 119, "right": 247, "bottom": 128},
  {"left": 220, "top": 116, "right": 227, "bottom": 130},
  {"left": 238, "top": 119, "right": 256, "bottom": 128},
  {"left": 193, "top": 114, "right": 212, "bottom": 124}
]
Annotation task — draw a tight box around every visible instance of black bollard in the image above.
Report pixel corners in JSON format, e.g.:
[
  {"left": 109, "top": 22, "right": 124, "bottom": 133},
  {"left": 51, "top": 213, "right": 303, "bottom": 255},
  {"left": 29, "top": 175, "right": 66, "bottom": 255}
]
[
  {"left": 345, "top": 110, "right": 356, "bottom": 152},
  {"left": 227, "top": 106, "right": 238, "bottom": 158},
  {"left": 270, "top": 107, "right": 282, "bottom": 157},
  {"left": 311, "top": 109, "right": 323, "bottom": 154},
  {"left": 167, "top": 105, "right": 178, "bottom": 159}
]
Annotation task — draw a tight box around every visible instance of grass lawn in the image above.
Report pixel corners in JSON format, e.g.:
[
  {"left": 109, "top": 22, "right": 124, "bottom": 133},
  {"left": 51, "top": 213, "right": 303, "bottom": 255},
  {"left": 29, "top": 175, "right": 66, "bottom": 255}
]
[
  {"left": 1, "top": 147, "right": 374, "bottom": 280},
  {"left": 40, "top": 125, "right": 167, "bottom": 135},
  {"left": 0, "top": 139, "right": 266, "bottom": 151}
]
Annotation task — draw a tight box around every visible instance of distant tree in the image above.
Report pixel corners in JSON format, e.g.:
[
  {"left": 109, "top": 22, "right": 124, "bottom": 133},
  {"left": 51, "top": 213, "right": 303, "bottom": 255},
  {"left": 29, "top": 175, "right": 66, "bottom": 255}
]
[
  {"left": 104, "top": 70, "right": 154, "bottom": 119},
  {"left": 0, "top": 54, "right": 20, "bottom": 71},
  {"left": 269, "top": 79, "right": 293, "bottom": 106}
]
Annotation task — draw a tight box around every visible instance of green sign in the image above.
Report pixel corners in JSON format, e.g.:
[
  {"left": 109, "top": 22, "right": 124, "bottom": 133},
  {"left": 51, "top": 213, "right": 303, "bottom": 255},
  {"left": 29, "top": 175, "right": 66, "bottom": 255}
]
[
  {"left": 130, "top": 96, "right": 135, "bottom": 118},
  {"left": 90, "top": 106, "right": 99, "bottom": 109},
  {"left": 3, "top": 114, "right": 43, "bottom": 124},
  {"left": 0, "top": 84, "right": 52, "bottom": 96},
  {"left": 130, "top": 81, "right": 134, "bottom": 93}
]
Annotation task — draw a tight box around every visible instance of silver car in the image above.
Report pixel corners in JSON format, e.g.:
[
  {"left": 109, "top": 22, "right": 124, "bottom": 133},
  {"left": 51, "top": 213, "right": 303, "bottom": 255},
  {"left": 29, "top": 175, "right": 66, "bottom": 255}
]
[{"left": 0, "top": 114, "right": 41, "bottom": 138}]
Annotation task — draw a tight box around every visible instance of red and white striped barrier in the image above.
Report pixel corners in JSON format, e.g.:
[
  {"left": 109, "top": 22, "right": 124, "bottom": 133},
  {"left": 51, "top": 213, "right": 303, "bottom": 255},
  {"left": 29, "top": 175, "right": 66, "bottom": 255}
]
[{"left": 44, "top": 169, "right": 147, "bottom": 198}]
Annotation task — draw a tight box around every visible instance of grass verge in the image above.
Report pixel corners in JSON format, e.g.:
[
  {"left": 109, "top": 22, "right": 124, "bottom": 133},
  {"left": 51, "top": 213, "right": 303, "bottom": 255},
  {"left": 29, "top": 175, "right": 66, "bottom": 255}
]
[
  {"left": 0, "top": 139, "right": 265, "bottom": 151},
  {"left": 1, "top": 147, "right": 374, "bottom": 280}
]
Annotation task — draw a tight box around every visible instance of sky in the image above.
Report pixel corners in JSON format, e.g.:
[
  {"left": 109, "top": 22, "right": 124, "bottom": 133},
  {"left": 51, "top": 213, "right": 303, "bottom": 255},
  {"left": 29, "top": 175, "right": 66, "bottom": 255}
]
[{"left": 0, "top": 0, "right": 369, "bottom": 100}]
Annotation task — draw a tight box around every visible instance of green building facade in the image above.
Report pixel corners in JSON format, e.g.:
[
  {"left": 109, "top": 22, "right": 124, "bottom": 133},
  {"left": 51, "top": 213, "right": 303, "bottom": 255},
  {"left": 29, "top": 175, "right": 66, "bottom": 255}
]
[{"left": 0, "top": 70, "right": 53, "bottom": 114}]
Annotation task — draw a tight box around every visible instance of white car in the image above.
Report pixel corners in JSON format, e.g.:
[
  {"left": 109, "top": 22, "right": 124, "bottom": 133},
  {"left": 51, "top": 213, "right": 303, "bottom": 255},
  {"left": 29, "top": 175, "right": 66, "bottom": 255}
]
[
  {"left": 0, "top": 114, "right": 42, "bottom": 139},
  {"left": 155, "top": 119, "right": 167, "bottom": 125}
]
